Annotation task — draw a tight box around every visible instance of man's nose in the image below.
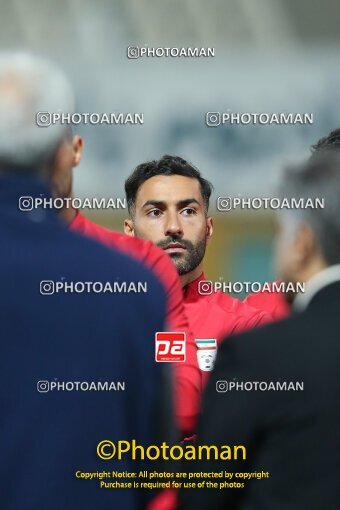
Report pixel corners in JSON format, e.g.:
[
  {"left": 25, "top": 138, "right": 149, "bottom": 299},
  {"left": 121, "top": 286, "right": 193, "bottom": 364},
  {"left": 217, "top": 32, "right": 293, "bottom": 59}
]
[{"left": 164, "top": 212, "right": 183, "bottom": 237}]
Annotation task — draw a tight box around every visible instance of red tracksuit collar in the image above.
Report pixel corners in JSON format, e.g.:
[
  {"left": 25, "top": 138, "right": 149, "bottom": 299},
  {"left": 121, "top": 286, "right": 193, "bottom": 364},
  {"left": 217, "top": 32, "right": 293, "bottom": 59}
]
[{"left": 183, "top": 273, "right": 206, "bottom": 303}]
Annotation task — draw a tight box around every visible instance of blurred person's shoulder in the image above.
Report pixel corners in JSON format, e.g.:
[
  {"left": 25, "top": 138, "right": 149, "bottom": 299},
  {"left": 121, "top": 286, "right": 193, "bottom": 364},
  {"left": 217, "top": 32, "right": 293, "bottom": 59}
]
[
  {"left": 213, "top": 285, "right": 340, "bottom": 402},
  {"left": 69, "top": 210, "right": 120, "bottom": 247},
  {"left": 217, "top": 303, "right": 326, "bottom": 369},
  {"left": 70, "top": 210, "right": 178, "bottom": 283},
  {"left": 66, "top": 213, "right": 165, "bottom": 288}
]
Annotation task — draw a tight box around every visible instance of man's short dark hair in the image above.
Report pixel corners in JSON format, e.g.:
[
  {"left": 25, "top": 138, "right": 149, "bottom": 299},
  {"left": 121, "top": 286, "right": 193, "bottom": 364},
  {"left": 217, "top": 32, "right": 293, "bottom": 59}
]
[
  {"left": 280, "top": 152, "right": 340, "bottom": 265},
  {"left": 311, "top": 128, "right": 340, "bottom": 153},
  {"left": 125, "top": 155, "right": 213, "bottom": 215}
]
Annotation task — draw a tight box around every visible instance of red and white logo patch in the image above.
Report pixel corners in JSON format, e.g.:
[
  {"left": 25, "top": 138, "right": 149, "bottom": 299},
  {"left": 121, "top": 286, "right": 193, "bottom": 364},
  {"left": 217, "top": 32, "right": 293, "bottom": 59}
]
[{"left": 155, "top": 332, "right": 186, "bottom": 362}]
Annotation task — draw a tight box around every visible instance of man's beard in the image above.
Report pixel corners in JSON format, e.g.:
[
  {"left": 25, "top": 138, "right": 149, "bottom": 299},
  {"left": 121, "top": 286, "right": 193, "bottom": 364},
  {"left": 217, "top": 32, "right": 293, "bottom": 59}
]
[{"left": 156, "top": 236, "right": 206, "bottom": 275}]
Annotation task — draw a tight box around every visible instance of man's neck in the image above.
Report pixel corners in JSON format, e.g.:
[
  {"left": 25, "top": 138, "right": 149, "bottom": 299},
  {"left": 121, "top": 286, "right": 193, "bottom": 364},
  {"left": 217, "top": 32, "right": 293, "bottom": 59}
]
[
  {"left": 59, "top": 206, "right": 77, "bottom": 225},
  {"left": 180, "top": 265, "right": 203, "bottom": 288}
]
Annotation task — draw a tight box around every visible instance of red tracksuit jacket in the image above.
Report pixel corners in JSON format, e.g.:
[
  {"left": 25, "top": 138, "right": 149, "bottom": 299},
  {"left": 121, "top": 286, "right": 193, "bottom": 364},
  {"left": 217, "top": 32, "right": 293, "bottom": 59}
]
[
  {"left": 149, "top": 278, "right": 272, "bottom": 510},
  {"left": 243, "top": 282, "right": 291, "bottom": 320},
  {"left": 183, "top": 274, "right": 272, "bottom": 387}
]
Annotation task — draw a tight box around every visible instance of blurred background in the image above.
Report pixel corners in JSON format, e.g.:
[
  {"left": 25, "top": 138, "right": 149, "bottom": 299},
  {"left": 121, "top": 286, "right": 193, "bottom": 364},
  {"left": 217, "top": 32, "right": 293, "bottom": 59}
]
[{"left": 2, "top": 0, "right": 340, "bottom": 296}]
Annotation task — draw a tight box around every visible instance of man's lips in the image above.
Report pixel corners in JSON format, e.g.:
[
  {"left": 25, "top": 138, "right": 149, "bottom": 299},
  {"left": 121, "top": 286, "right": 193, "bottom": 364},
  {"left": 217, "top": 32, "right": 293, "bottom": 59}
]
[{"left": 163, "top": 243, "right": 186, "bottom": 254}]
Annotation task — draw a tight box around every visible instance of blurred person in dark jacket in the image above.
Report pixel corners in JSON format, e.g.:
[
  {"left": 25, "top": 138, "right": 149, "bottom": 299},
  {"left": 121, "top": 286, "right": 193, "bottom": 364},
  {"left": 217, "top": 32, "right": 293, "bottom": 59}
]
[
  {"left": 180, "top": 152, "right": 340, "bottom": 510},
  {"left": 244, "top": 126, "right": 340, "bottom": 320},
  {"left": 0, "top": 52, "right": 169, "bottom": 510}
]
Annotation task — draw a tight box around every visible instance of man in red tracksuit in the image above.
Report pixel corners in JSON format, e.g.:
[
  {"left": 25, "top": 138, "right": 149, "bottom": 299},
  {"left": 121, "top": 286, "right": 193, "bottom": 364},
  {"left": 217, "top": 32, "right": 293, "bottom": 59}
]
[
  {"left": 123, "top": 155, "right": 271, "bottom": 387},
  {"left": 48, "top": 132, "right": 200, "bottom": 437},
  {"left": 122, "top": 155, "right": 272, "bottom": 510}
]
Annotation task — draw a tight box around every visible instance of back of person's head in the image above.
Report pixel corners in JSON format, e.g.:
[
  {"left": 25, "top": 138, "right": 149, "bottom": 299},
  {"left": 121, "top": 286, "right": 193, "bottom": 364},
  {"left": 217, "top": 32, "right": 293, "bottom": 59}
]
[
  {"left": 0, "top": 52, "right": 74, "bottom": 175},
  {"left": 311, "top": 128, "right": 340, "bottom": 154},
  {"left": 279, "top": 152, "right": 340, "bottom": 267}
]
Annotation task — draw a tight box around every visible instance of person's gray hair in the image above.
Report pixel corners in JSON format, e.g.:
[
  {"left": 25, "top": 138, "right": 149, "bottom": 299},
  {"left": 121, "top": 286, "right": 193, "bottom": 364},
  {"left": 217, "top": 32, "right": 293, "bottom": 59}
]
[
  {"left": 0, "top": 52, "right": 74, "bottom": 172},
  {"left": 279, "top": 152, "right": 340, "bottom": 266}
]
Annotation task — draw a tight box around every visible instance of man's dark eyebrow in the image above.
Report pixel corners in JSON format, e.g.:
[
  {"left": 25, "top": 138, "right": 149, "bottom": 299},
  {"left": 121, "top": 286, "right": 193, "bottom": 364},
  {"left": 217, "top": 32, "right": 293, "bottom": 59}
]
[
  {"left": 141, "top": 198, "right": 200, "bottom": 209},
  {"left": 177, "top": 198, "right": 200, "bottom": 208},
  {"left": 142, "top": 200, "right": 166, "bottom": 209}
]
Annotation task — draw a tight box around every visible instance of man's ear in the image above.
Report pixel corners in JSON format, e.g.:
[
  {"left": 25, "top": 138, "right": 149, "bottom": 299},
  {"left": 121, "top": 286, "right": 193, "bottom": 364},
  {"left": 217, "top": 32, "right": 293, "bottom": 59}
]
[
  {"left": 294, "top": 222, "right": 317, "bottom": 263},
  {"left": 124, "top": 218, "right": 135, "bottom": 236},
  {"left": 206, "top": 216, "right": 213, "bottom": 244},
  {"left": 72, "top": 136, "right": 84, "bottom": 167}
]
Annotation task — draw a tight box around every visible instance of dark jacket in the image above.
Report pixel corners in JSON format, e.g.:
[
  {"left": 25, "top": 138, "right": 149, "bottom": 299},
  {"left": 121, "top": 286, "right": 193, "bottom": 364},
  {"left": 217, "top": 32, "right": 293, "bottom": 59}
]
[
  {"left": 0, "top": 174, "right": 167, "bottom": 510},
  {"left": 180, "top": 280, "right": 340, "bottom": 510}
]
